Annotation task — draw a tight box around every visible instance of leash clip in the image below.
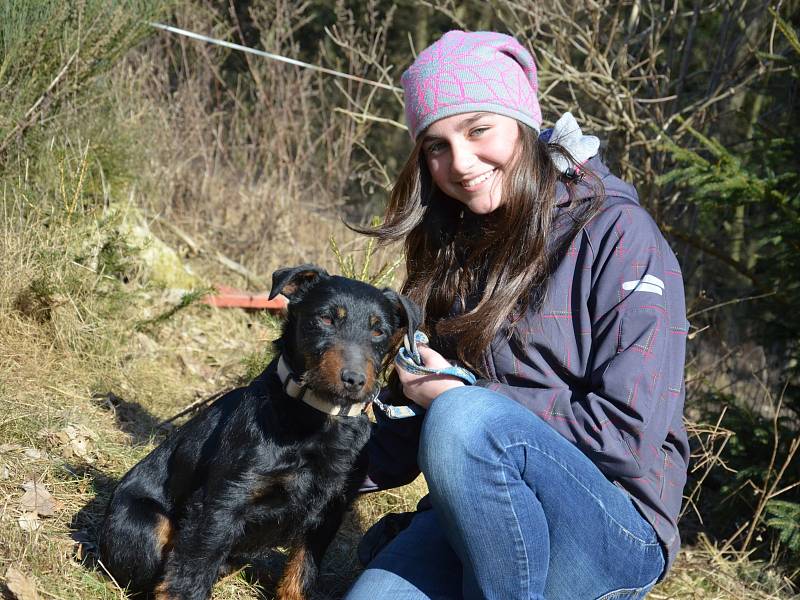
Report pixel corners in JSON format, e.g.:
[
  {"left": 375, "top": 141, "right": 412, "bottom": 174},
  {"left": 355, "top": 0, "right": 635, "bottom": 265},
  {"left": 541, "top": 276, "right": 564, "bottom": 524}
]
[{"left": 372, "top": 395, "right": 421, "bottom": 420}]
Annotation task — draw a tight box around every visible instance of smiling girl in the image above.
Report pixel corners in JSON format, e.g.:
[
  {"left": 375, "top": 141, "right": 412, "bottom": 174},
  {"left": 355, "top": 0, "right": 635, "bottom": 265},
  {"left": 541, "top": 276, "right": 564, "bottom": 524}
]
[{"left": 347, "top": 31, "right": 690, "bottom": 600}]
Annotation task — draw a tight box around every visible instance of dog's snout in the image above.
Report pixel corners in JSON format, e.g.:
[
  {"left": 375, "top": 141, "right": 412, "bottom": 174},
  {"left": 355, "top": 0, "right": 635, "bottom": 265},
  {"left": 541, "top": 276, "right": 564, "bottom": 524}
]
[{"left": 340, "top": 369, "right": 366, "bottom": 390}]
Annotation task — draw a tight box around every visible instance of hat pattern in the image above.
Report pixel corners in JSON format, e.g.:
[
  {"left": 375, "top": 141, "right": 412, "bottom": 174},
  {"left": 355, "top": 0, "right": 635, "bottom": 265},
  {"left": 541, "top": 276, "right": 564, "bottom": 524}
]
[{"left": 402, "top": 31, "right": 542, "bottom": 139}]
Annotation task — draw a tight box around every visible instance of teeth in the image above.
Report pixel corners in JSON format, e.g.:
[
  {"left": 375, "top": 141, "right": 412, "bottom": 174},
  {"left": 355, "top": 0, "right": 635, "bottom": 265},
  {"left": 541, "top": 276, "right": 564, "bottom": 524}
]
[{"left": 462, "top": 170, "right": 494, "bottom": 188}]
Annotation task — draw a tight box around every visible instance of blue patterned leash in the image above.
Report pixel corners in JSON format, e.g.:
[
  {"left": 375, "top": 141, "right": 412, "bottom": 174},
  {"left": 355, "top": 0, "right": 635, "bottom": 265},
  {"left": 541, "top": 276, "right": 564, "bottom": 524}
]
[
  {"left": 372, "top": 331, "right": 477, "bottom": 419},
  {"left": 372, "top": 332, "right": 476, "bottom": 420},
  {"left": 395, "top": 331, "right": 477, "bottom": 385}
]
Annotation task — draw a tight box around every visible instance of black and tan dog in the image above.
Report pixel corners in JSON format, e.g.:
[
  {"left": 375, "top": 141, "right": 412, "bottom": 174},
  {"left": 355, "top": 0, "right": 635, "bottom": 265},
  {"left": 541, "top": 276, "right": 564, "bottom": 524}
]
[{"left": 99, "top": 265, "right": 420, "bottom": 600}]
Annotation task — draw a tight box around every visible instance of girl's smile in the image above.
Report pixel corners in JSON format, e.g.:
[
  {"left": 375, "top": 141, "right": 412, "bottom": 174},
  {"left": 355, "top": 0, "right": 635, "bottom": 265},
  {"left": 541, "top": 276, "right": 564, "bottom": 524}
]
[
  {"left": 422, "top": 112, "right": 519, "bottom": 215},
  {"left": 460, "top": 168, "right": 496, "bottom": 190}
]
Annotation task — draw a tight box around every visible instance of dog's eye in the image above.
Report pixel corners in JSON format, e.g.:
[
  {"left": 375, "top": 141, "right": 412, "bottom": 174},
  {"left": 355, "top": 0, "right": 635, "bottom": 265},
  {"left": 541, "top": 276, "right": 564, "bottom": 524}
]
[
  {"left": 318, "top": 316, "right": 333, "bottom": 326},
  {"left": 371, "top": 329, "right": 385, "bottom": 339}
]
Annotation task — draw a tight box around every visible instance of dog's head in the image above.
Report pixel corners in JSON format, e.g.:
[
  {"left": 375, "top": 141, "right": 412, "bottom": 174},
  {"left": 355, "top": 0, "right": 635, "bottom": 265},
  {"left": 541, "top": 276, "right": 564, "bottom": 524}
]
[{"left": 269, "top": 264, "right": 421, "bottom": 406}]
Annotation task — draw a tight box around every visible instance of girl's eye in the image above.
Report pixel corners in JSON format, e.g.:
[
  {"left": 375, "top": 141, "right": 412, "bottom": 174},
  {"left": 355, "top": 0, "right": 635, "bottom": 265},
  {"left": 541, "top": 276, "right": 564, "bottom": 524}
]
[
  {"left": 426, "top": 142, "right": 445, "bottom": 156},
  {"left": 470, "top": 126, "right": 489, "bottom": 137}
]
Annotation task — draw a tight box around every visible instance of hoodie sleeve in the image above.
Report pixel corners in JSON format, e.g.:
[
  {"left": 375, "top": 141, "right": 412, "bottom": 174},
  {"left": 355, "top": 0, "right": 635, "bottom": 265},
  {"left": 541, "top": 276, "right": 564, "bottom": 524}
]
[
  {"left": 479, "top": 203, "right": 688, "bottom": 481},
  {"left": 360, "top": 389, "right": 424, "bottom": 492}
]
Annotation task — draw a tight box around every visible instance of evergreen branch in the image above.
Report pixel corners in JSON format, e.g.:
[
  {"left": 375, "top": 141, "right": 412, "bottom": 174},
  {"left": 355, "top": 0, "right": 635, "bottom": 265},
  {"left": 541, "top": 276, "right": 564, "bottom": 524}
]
[
  {"left": 134, "top": 287, "right": 214, "bottom": 332},
  {"left": 0, "top": 48, "right": 78, "bottom": 159},
  {"left": 769, "top": 7, "right": 800, "bottom": 57}
]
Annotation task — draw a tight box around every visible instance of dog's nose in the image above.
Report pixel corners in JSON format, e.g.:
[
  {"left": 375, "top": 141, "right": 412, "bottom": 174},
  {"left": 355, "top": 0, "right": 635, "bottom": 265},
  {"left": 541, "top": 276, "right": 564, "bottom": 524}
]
[{"left": 340, "top": 369, "right": 366, "bottom": 391}]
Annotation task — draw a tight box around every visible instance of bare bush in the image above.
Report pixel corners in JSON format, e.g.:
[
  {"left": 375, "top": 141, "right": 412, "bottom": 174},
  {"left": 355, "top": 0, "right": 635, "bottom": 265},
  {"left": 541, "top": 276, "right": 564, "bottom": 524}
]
[{"left": 127, "top": 0, "right": 400, "bottom": 280}]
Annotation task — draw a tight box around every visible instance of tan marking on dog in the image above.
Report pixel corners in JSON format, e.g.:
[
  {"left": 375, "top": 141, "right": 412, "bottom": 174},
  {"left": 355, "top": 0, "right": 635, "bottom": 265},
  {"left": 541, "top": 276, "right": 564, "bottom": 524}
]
[
  {"left": 155, "top": 514, "right": 175, "bottom": 555},
  {"left": 249, "top": 472, "right": 294, "bottom": 503},
  {"left": 336, "top": 305, "right": 347, "bottom": 319},
  {"left": 318, "top": 346, "right": 345, "bottom": 388},
  {"left": 282, "top": 270, "right": 320, "bottom": 296},
  {"left": 364, "top": 359, "right": 377, "bottom": 393},
  {"left": 153, "top": 580, "right": 175, "bottom": 600},
  {"left": 276, "top": 546, "right": 308, "bottom": 600},
  {"left": 369, "top": 314, "right": 380, "bottom": 327}
]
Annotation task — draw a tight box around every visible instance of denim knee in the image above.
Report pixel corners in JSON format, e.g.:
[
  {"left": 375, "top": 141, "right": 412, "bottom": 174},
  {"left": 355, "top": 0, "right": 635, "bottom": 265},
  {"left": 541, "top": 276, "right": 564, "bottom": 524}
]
[{"left": 418, "top": 386, "right": 509, "bottom": 483}]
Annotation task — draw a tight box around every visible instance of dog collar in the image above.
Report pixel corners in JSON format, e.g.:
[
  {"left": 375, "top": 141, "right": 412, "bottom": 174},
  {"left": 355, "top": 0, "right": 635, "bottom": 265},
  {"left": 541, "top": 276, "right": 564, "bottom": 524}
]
[{"left": 276, "top": 355, "right": 372, "bottom": 417}]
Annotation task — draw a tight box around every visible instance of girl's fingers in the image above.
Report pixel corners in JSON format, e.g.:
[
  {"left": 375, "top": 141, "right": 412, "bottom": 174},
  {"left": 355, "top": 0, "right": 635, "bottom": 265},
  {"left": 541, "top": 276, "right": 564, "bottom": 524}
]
[{"left": 416, "top": 345, "right": 452, "bottom": 369}]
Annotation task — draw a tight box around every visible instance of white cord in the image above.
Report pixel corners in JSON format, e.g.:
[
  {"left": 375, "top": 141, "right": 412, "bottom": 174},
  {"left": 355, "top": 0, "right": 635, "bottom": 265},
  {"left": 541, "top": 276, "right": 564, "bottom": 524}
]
[{"left": 150, "top": 22, "right": 403, "bottom": 93}]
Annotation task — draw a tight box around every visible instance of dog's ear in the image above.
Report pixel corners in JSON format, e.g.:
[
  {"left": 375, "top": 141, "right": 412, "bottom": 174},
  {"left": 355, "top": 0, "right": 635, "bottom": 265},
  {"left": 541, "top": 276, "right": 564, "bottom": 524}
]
[
  {"left": 269, "top": 264, "right": 329, "bottom": 301},
  {"left": 382, "top": 289, "right": 422, "bottom": 335}
]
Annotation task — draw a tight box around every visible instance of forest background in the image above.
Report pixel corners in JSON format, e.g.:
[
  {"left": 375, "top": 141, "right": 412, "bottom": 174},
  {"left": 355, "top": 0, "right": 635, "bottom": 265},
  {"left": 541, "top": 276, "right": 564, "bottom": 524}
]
[{"left": 1, "top": 1, "right": 799, "bottom": 598}]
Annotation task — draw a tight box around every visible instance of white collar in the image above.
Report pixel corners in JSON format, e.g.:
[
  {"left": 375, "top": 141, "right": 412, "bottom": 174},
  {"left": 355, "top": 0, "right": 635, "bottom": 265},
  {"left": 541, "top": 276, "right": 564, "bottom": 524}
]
[{"left": 276, "top": 355, "right": 372, "bottom": 418}]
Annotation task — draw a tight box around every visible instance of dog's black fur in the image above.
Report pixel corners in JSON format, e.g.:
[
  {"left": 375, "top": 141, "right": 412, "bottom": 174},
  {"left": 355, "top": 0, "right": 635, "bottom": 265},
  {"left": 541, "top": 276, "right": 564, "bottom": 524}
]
[{"left": 99, "top": 265, "right": 420, "bottom": 600}]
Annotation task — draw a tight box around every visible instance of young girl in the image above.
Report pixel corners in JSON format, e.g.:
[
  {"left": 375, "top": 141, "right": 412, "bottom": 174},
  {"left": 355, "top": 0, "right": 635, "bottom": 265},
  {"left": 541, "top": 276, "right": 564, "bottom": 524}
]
[{"left": 347, "top": 31, "right": 689, "bottom": 600}]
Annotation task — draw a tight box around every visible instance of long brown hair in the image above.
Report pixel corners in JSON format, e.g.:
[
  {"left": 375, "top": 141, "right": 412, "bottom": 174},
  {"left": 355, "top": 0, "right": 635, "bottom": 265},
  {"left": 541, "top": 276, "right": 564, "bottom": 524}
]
[{"left": 354, "top": 121, "right": 602, "bottom": 373}]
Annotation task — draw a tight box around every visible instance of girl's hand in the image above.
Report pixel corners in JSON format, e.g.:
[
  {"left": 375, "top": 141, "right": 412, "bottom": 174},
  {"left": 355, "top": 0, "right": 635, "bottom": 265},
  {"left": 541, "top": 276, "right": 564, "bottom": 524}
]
[{"left": 396, "top": 345, "right": 465, "bottom": 410}]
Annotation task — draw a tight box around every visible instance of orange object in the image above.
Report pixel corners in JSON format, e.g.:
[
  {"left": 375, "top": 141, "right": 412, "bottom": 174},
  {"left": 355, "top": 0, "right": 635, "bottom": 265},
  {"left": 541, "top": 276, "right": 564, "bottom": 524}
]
[{"left": 202, "top": 285, "right": 288, "bottom": 310}]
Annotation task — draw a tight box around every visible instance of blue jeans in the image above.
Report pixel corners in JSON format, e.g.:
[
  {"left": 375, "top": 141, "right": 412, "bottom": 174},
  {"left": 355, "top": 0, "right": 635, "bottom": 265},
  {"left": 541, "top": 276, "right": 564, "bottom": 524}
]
[{"left": 346, "top": 386, "right": 665, "bottom": 600}]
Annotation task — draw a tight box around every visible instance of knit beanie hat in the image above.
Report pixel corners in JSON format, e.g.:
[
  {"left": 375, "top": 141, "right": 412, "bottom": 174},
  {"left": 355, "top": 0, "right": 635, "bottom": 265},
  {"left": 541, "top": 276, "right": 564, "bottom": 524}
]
[{"left": 401, "top": 31, "right": 542, "bottom": 140}]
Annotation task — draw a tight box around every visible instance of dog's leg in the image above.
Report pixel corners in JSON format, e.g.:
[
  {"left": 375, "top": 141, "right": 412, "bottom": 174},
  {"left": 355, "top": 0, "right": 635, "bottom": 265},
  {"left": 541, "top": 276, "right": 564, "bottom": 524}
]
[
  {"left": 276, "top": 495, "right": 350, "bottom": 600},
  {"left": 99, "top": 496, "right": 173, "bottom": 594},
  {"left": 275, "top": 452, "right": 370, "bottom": 600},
  {"left": 155, "top": 501, "right": 241, "bottom": 600},
  {"left": 275, "top": 544, "right": 314, "bottom": 600}
]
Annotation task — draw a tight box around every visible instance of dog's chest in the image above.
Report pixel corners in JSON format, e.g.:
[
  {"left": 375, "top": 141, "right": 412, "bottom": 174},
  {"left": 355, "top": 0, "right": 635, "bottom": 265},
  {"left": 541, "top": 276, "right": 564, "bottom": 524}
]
[{"left": 243, "top": 418, "right": 369, "bottom": 534}]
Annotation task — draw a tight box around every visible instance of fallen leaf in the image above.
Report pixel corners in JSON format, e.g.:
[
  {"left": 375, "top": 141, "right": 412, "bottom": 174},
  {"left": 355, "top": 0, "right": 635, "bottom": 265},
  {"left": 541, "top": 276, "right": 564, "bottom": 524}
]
[
  {"left": 23, "top": 448, "right": 43, "bottom": 460},
  {"left": 177, "top": 351, "right": 203, "bottom": 377},
  {"left": 0, "top": 443, "right": 22, "bottom": 453},
  {"left": 4, "top": 566, "right": 39, "bottom": 600},
  {"left": 70, "top": 436, "right": 90, "bottom": 458},
  {"left": 19, "top": 481, "right": 59, "bottom": 517},
  {"left": 17, "top": 512, "right": 41, "bottom": 532},
  {"left": 40, "top": 425, "right": 98, "bottom": 463},
  {"left": 73, "top": 424, "right": 99, "bottom": 441},
  {"left": 1, "top": 464, "right": 9, "bottom": 479},
  {"left": 135, "top": 331, "right": 158, "bottom": 353}
]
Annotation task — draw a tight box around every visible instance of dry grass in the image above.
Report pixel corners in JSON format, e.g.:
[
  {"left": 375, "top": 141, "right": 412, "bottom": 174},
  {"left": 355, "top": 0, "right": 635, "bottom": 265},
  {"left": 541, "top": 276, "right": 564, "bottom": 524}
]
[
  {"left": 2, "top": 1, "right": 798, "bottom": 598},
  {"left": 121, "top": 0, "right": 403, "bottom": 283},
  {"left": 652, "top": 536, "right": 799, "bottom": 599},
  {"left": 0, "top": 200, "right": 279, "bottom": 598}
]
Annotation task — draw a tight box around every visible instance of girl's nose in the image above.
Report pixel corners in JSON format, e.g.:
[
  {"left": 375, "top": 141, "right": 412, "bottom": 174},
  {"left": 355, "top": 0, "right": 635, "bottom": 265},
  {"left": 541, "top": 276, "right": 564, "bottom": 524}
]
[{"left": 449, "top": 141, "right": 476, "bottom": 176}]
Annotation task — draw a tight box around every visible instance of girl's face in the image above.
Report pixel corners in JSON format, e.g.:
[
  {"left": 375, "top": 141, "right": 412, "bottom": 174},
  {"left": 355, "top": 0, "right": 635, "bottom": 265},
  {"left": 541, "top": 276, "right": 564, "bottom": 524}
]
[{"left": 421, "top": 112, "right": 519, "bottom": 215}]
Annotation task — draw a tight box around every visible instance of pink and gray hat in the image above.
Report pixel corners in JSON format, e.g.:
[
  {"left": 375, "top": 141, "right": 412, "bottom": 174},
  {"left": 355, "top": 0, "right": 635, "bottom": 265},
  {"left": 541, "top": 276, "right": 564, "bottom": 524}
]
[{"left": 401, "top": 30, "right": 542, "bottom": 140}]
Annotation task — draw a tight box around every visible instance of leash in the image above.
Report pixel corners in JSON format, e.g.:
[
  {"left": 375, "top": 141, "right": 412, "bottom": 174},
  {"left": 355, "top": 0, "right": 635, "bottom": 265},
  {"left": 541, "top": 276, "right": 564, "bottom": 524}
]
[
  {"left": 371, "top": 396, "right": 419, "bottom": 420},
  {"left": 371, "top": 331, "right": 476, "bottom": 421},
  {"left": 395, "top": 331, "right": 477, "bottom": 385},
  {"left": 356, "top": 332, "right": 480, "bottom": 421}
]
